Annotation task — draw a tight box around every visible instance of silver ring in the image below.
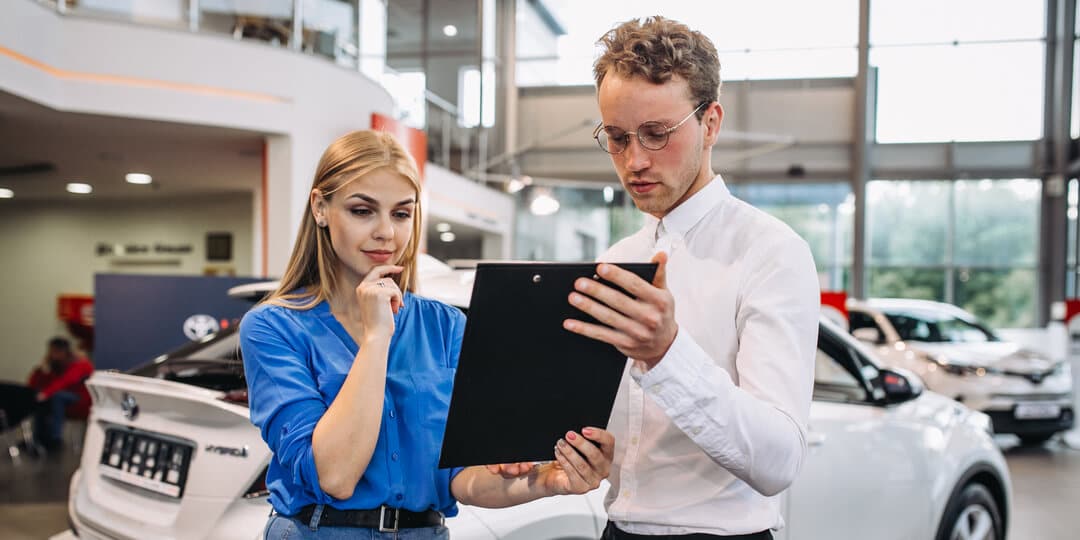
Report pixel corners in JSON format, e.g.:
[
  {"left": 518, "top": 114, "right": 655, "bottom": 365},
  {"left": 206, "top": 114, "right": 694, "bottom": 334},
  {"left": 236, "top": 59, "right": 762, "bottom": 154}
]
[{"left": 377, "top": 281, "right": 385, "bottom": 287}]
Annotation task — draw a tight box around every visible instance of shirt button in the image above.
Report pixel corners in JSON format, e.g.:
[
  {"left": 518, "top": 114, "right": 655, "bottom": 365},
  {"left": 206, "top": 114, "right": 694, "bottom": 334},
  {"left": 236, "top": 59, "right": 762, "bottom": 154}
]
[
  {"left": 631, "top": 437, "right": 639, "bottom": 445},
  {"left": 396, "top": 494, "right": 403, "bottom": 501},
  {"left": 389, "top": 410, "right": 396, "bottom": 419},
  {"left": 391, "top": 452, "right": 399, "bottom": 461}
]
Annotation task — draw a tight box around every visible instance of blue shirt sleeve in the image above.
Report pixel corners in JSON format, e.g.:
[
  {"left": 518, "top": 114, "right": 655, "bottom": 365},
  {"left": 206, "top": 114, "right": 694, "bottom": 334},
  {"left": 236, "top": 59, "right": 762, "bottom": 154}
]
[
  {"left": 445, "top": 306, "right": 467, "bottom": 482},
  {"left": 240, "top": 306, "right": 334, "bottom": 504}
]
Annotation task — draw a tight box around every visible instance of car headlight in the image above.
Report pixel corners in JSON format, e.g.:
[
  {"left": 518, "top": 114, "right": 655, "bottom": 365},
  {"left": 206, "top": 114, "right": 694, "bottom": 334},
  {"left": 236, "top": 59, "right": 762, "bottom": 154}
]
[{"left": 931, "top": 354, "right": 1001, "bottom": 377}]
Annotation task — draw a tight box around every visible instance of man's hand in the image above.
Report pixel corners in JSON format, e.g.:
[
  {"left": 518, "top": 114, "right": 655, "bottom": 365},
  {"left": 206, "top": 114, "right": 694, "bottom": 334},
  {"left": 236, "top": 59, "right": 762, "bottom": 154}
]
[
  {"left": 36, "top": 392, "right": 47, "bottom": 403},
  {"left": 563, "top": 252, "right": 677, "bottom": 370}
]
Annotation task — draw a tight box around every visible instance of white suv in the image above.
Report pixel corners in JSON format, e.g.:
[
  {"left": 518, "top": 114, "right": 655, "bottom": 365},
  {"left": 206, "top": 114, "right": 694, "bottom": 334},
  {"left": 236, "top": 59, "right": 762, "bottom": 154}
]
[{"left": 848, "top": 298, "right": 1074, "bottom": 445}]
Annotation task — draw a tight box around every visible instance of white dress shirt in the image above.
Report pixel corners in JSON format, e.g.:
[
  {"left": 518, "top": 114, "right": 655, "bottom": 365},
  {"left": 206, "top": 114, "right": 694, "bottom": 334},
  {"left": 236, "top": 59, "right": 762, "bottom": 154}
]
[{"left": 601, "top": 175, "right": 819, "bottom": 536}]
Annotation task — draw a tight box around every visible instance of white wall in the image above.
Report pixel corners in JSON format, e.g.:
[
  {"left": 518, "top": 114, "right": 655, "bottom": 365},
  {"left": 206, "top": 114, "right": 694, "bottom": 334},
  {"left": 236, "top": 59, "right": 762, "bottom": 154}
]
[
  {"left": 424, "top": 163, "right": 514, "bottom": 258},
  {"left": 0, "top": 193, "right": 254, "bottom": 382}
]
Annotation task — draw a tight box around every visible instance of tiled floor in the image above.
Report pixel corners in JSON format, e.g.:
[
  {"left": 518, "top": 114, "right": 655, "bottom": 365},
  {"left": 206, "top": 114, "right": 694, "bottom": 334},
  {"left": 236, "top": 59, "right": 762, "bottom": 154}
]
[{"left": 1, "top": 433, "right": 1078, "bottom": 539}]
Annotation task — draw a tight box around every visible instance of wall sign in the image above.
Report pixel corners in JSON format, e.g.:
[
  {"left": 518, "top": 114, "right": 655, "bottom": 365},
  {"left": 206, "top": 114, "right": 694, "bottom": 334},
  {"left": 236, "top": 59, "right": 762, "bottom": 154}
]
[{"left": 96, "top": 243, "right": 194, "bottom": 256}]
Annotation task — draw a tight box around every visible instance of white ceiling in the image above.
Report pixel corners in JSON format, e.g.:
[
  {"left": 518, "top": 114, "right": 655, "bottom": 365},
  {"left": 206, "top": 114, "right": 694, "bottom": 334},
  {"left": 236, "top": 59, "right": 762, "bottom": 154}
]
[{"left": 0, "top": 90, "right": 264, "bottom": 203}]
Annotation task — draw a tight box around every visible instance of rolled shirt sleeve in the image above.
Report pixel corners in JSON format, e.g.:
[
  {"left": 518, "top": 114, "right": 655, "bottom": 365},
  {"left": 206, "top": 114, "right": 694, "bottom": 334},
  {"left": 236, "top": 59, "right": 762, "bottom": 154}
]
[{"left": 240, "top": 308, "right": 334, "bottom": 504}]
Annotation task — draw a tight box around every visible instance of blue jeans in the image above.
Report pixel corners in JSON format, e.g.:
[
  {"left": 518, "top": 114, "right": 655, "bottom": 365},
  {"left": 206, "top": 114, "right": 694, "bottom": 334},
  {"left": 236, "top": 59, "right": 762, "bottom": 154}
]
[
  {"left": 264, "top": 513, "right": 450, "bottom": 540},
  {"left": 33, "top": 391, "right": 77, "bottom": 445}
]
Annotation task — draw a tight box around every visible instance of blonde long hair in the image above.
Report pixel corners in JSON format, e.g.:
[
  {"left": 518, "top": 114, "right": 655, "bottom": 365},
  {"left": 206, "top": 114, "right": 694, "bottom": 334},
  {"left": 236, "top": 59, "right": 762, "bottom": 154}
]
[{"left": 265, "top": 130, "right": 423, "bottom": 309}]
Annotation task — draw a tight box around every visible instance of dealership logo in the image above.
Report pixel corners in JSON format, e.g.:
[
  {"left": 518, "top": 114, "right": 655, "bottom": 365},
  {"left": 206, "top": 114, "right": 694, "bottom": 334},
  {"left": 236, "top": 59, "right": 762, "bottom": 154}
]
[
  {"left": 183, "top": 314, "right": 220, "bottom": 340},
  {"left": 121, "top": 393, "right": 139, "bottom": 421},
  {"left": 205, "top": 444, "right": 248, "bottom": 458}
]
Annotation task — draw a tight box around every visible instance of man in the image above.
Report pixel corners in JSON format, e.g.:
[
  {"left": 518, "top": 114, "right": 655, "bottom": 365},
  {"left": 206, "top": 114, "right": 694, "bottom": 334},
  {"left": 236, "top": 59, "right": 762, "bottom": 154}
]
[
  {"left": 563, "top": 16, "right": 820, "bottom": 539},
  {"left": 27, "top": 337, "right": 93, "bottom": 451}
]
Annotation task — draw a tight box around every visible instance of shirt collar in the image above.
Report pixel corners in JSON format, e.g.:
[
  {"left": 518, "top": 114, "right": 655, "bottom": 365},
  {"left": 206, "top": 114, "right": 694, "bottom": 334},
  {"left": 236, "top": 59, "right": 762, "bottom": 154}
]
[{"left": 643, "top": 174, "right": 729, "bottom": 241}]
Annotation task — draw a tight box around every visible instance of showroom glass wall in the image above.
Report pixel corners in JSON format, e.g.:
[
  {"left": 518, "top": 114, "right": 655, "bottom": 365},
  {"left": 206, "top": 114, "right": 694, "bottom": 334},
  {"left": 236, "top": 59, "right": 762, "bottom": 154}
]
[
  {"left": 511, "top": 0, "right": 861, "bottom": 274},
  {"left": 867, "top": 179, "right": 1042, "bottom": 328},
  {"left": 863, "top": 0, "right": 1047, "bottom": 327},
  {"left": 727, "top": 183, "right": 854, "bottom": 293},
  {"left": 517, "top": 0, "right": 858, "bottom": 86},
  {"left": 508, "top": 0, "right": 1054, "bottom": 329}
]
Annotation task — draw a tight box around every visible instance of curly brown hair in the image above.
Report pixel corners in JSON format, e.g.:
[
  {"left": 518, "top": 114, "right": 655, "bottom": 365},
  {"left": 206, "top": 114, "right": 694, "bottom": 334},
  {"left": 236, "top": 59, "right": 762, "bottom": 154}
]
[{"left": 593, "top": 16, "right": 720, "bottom": 118}]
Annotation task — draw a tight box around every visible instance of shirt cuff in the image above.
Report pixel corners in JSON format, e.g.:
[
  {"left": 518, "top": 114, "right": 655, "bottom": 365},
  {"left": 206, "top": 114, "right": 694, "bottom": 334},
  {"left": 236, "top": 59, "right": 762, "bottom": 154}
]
[
  {"left": 632, "top": 329, "right": 709, "bottom": 400},
  {"left": 297, "top": 445, "right": 334, "bottom": 503}
]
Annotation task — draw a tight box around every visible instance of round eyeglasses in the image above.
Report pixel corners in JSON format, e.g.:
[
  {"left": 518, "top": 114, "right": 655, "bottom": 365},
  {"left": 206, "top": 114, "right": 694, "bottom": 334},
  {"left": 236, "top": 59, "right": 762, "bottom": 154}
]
[{"left": 592, "top": 101, "right": 708, "bottom": 154}]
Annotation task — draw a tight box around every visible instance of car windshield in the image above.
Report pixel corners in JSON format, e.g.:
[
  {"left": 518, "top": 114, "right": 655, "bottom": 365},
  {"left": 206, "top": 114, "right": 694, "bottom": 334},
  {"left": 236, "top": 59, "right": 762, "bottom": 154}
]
[
  {"left": 882, "top": 310, "right": 1000, "bottom": 343},
  {"left": 126, "top": 327, "right": 246, "bottom": 391}
]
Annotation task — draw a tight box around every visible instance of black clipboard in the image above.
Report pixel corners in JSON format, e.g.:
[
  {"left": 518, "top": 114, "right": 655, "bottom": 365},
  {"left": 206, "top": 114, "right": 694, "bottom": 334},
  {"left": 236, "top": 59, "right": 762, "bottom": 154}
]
[{"left": 439, "top": 262, "right": 658, "bottom": 468}]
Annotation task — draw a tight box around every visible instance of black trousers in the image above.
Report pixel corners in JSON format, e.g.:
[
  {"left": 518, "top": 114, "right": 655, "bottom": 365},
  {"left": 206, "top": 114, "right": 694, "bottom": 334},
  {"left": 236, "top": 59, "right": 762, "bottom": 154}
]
[{"left": 602, "top": 522, "right": 773, "bottom": 540}]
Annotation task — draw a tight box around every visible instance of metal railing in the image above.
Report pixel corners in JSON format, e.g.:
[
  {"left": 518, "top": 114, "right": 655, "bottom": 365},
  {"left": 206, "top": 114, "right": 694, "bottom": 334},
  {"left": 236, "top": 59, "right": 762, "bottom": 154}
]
[{"left": 32, "top": 0, "right": 493, "bottom": 178}]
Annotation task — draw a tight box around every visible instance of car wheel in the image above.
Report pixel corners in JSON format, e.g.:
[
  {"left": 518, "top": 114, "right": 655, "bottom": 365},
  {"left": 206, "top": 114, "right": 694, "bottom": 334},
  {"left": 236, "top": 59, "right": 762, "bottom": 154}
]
[
  {"left": 936, "top": 483, "right": 1003, "bottom": 540},
  {"left": 1018, "top": 433, "right": 1055, "bottom": 446}
]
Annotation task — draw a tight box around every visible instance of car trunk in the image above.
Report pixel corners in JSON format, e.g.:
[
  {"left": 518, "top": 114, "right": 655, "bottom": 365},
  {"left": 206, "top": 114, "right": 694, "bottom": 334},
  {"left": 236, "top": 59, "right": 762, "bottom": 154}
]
[{"left": 71, "top": 370, "right": 270, "bottom": 539}]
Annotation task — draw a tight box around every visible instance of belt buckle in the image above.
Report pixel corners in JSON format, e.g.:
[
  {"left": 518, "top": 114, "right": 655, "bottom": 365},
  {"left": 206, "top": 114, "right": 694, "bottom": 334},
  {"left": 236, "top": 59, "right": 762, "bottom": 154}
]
[{"left": 378, "top": 506, "right": 399, "bottom": 533}]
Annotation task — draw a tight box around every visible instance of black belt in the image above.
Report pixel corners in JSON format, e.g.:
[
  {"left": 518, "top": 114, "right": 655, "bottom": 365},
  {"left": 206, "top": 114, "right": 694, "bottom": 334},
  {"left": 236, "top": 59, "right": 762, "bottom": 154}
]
[
  {"left": 603, "top": 522, "right": 773, "bottom": 540},
  {"left": 294, "top": 504, "right": 444, "bottom": 532}
]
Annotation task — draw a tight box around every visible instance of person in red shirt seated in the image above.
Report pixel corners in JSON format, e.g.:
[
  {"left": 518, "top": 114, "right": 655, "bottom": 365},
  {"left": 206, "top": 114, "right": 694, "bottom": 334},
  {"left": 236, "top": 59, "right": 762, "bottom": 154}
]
[{"left": 27, "top": 336, "right": 93, "bottom": 451}]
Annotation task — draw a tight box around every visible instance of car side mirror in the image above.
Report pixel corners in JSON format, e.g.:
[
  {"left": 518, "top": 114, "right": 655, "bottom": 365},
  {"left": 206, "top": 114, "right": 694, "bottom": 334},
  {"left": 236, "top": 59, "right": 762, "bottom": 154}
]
[
  {"left": 852, "top": 327, "right": 882, "bottom": 344},
  {"left": 877, "top": 368, "right": 924, "bottom": 405}
]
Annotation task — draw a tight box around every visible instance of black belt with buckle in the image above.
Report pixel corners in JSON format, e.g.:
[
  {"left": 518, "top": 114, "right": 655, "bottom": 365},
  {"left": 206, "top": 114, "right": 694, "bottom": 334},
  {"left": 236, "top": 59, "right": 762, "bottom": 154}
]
[{"left": 294, "top": 504, "right": 444, "bottom": 532}]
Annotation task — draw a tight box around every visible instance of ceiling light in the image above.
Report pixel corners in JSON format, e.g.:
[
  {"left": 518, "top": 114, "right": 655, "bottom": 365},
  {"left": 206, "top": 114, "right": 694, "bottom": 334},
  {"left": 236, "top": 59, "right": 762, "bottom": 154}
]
[
  {"left": 530, "top": 191, "right": 560, "bottom": 216},
  {"left": 440, "top": 231, "right": 456, "bottom": 242},
  {"left": 436, "top": 222, "right": 452, "bottom": 233},
  {"left": 603, "top": 186, "right": 614, "bottom": 203},
  {"left": 66, "top": 182, "right": 93, "bottom": 194},
  {"left": 0, "top": 188, "right": 13, "bottom": 199},
  {"left": 506, "top": 175, "right": 533, "bottom": 194},
  {"left": 442, "top": 24, "right": 458, "bottom": 37},
  {"left": 126, "top": 173, "right": 153, "bottom": 185}
]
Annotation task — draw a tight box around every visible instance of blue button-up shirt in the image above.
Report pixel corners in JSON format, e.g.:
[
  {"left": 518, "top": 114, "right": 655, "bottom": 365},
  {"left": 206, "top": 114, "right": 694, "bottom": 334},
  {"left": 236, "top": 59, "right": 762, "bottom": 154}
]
[{"left": 240, "top": 292, "right": 466, "bottom": 517}]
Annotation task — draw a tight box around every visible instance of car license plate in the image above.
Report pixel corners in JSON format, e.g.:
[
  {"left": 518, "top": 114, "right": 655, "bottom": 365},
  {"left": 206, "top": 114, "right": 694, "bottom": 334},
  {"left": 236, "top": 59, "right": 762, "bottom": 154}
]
[
  {"left": 1014, "top": 403, "right": 1061, "bottom": 420},
  {"left": 98, "top": 428, "right": 193, "bottom": 498}
]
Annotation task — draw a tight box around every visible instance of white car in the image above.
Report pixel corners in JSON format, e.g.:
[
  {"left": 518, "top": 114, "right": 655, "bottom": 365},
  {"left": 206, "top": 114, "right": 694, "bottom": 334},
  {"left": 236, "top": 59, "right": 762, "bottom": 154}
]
[
  {"left": 61, "top": 267, "right": 1012, "bottom": 540},
  {"left": 848, "top": 298, "right": 1075, "bottom": 446}
]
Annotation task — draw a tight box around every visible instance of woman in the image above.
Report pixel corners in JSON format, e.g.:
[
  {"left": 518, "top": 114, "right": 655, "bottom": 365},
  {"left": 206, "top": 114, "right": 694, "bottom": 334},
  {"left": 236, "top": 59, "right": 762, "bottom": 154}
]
[{"left": 240, "top": 130, "right": 613, "bottom": 539}]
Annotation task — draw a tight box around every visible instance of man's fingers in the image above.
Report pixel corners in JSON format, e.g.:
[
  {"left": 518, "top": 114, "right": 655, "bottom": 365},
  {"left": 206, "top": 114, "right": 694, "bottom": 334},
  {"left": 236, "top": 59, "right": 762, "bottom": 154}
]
[
  {"left": 650, "top": 251, "right": 668, "bottom": 290},
  {"left": 592, "top": 263, "right": 655, "bottom": 300},
  {"left": 563, "top": 319, "right": 634, "bottom": 351},
  {"left": 568, "top": 292, "right": 650, "bottom": 339},
  {"left": 572, "top": 277, "right": 651, "bottom": 323}
]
